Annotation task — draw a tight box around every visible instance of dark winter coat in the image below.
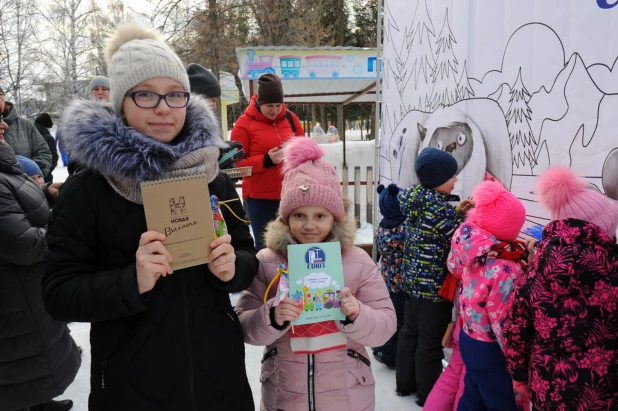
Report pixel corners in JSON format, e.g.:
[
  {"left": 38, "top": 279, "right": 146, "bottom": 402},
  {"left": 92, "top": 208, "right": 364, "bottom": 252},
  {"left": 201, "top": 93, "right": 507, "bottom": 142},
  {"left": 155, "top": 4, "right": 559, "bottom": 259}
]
[
  {"left": 35, "top": 123, "right": 59, "bottom": 183},
  {"left": 0, "top": 142, "right": 81, "bottom": 411},
  {"left": 43, "top": 97, "right": 257, "bottom": 411},
  {"left": 231, "top": 94, "right": 304, "bottom": 200},
  {"left": 400, "top": 184, "right": 462, "bottom": 301},
  {"left": 376, "top": 225, "right": 405, "bottom": 293},
  {"left": 503, "top": 219, "right": 618, "bottom": 411},
  {"left": 2, "top": 102, "right": 52, "bottom": 176}
]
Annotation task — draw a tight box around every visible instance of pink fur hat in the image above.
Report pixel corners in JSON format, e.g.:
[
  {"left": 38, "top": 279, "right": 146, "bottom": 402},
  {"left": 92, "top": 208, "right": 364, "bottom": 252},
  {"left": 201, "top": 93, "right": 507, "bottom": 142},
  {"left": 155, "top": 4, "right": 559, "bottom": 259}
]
[
  {"left": 467, "top": 181, "right": 526, "bottom": 241},
  {"left": 536, "top": 167, "right": 618, "bottom": 238},
  {"left": 278, "top": 137, "right": 344, "bottom": 222}
]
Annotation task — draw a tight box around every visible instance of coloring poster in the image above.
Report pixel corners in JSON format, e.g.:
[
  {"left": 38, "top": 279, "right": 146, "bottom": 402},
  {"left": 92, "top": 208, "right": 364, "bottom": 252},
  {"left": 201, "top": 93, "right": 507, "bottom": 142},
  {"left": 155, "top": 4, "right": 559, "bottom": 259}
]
[
  {"left": 380, "top": 0, "right": 618, "bottom": 236},
  {"left": 287, "top": 242, "right": 346, "bottom": 325}
]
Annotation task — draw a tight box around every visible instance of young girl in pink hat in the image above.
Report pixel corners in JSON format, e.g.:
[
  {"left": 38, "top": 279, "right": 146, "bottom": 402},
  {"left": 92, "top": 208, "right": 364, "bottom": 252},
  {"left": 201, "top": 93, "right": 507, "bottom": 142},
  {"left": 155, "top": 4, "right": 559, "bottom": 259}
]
[
  {"left": 236, "top": 136, "right": 396, "bottom": 411},
  {"left": 447, "top": 181, "right": 530, "bottom": 410},
  {"left": 503, "top": 167, "right": 618, "bottom": 411}
]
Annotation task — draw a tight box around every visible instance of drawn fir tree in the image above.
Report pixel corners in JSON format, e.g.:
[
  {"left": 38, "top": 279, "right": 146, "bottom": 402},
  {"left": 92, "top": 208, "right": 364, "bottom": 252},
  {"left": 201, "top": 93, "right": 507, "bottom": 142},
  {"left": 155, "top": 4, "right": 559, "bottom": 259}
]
[
  {"left": 383, "top": 0, "right": 410, "bottom": 128},
  {"left": 458, "top": 61, "right": 474, "bottom": 100},
  {"left": 506, "top": 68, "right": 538, "bottom": 174},
  {"left": 406, "top": 0, "right": 435, "bottom": 111},
  {"left": 429, "top": 11, "right": 459, "bottom": 110},
  {"left": 384, "top": 1, "right": 406, "bottom": 95}
]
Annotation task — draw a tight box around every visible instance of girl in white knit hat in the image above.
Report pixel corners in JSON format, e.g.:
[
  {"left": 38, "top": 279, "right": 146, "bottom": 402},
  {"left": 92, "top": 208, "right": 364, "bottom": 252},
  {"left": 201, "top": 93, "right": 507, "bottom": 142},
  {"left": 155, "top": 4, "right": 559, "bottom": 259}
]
[{"left": 43, "top": 23, "right": 256, "bottom": 410}]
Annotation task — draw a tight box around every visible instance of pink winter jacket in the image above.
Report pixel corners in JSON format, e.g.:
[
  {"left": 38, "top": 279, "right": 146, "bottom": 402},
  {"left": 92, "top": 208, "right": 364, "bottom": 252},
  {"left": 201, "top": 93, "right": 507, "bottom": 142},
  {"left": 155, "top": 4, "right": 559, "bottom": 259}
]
[
  {"left": 447, "top": 221, "right": 525, "bottom": 345},
  {"left": 425, "top": 257, "right": 531, "bottom": 411},
  {"left": 236, "top": 217, "right": 396, "bottom": 411}
]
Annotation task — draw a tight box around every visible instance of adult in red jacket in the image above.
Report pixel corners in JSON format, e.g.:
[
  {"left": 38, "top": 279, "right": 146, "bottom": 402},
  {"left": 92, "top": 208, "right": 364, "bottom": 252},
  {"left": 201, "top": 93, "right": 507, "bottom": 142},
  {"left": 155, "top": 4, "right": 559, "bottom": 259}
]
[{"left": 231, "top": 74, "right": 304, "bottom": 251}]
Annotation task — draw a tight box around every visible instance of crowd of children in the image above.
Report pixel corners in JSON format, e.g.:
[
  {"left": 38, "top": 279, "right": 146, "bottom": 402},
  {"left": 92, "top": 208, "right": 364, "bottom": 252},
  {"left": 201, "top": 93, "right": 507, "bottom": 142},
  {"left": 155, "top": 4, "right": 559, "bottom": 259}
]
[{"left": 231, "top": 135, "right": 618, "bottom": 410}]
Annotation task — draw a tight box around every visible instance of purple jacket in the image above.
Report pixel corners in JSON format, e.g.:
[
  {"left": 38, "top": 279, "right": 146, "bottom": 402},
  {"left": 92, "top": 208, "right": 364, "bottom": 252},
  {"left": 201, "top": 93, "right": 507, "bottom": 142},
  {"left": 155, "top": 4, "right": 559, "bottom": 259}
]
[{"left": 236, "top": 215, "right": 396, "bottom": 411}]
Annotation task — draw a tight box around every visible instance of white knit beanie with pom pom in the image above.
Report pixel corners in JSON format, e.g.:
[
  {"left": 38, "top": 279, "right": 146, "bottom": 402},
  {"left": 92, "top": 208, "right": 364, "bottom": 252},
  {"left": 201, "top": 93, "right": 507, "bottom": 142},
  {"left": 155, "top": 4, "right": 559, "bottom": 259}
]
[{"left": 104, "top": 23, "right": 190, "bottom": 114}]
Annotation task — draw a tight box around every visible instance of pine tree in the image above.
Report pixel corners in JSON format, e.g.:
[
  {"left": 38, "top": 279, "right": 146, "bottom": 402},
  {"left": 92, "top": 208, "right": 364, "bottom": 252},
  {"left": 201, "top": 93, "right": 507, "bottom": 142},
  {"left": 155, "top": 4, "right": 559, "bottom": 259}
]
[
  {"left": 428, "top": 10, "right": 459, "bottom": 110},
  {"left": 506, "top": 68, "right": 537, "bottom": 173},
  {"left": 458, "top": 61, "right": 474, "bottom": 100},
  {"left": 401, "top": 0, "right": 435, "bottom": 111}
]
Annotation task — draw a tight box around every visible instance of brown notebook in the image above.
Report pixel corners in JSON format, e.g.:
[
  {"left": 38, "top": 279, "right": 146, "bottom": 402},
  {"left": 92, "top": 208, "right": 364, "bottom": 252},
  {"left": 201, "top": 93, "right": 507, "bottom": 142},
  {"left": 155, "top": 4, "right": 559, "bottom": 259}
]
[{"left": 141, "top": 174, "right": 215, "bottom": 270}]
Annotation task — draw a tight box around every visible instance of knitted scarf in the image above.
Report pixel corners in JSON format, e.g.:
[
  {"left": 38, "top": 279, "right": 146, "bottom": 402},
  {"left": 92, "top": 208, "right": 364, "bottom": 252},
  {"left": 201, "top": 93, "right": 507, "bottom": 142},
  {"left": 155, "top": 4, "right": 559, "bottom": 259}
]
[
  {"left": 106, "top": 146, "right": 219, "bottom": 204},
  {"left": 440, "top": 240, "right": 529, "bottom": 301},
  {"left": 486, "top": 240, "right": 529, "bottom": 271}
]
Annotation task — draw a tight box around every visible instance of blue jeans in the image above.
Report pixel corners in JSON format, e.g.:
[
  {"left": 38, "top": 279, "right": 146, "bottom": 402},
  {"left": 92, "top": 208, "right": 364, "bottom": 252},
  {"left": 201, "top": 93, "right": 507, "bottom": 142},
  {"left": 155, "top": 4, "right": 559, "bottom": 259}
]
[{"left": 245, "top": 197, "right": 280, "bottom": 252}]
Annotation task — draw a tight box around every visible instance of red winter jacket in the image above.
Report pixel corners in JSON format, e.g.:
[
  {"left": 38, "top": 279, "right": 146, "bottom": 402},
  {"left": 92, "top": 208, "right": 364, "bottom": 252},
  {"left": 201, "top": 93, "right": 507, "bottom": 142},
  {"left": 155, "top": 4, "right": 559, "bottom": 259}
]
[{"left": 231, "top": 95, "right": 304, "bottom": 200}]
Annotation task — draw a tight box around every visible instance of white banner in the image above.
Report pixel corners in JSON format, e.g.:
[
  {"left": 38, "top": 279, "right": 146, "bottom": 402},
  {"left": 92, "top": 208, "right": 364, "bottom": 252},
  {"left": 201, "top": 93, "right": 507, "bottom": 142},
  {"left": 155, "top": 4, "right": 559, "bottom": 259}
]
[{"left": 380, "top": 0, "right": 618, "bottom": 231}]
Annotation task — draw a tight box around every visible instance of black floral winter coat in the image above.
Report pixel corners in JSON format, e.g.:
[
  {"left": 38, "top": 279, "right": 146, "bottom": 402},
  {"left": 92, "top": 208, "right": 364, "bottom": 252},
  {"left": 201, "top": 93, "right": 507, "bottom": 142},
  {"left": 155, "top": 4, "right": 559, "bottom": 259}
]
[{"left": 503, "top": 219, "right": 618, "bottom": 411}]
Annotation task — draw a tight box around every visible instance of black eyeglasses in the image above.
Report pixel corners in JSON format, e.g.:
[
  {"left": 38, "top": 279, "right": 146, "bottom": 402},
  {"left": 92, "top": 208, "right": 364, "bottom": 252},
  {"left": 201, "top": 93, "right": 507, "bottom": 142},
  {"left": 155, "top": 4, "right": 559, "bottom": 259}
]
[{"left": 124, "top": 90, "right": 190, "bottom": 109}]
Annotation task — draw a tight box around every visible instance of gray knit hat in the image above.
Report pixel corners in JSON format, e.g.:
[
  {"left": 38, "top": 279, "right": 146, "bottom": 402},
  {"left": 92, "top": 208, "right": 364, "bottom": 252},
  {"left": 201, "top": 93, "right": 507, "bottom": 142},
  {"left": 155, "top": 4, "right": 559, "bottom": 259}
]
[
  {"left": 187, "top": 64, "right": 221, "bottom": 98},
  {"left": 89, "top": 75, "right": 110, "bottom": 91},
  {"left": 104, "top": 24, "right": 190, "bottom": 114}
]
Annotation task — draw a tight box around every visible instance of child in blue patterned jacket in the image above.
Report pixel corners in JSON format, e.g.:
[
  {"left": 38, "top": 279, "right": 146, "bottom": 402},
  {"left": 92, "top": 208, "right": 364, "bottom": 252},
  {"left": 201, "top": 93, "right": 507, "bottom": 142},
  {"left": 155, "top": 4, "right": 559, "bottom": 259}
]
[
  {"left": 395, "top": 147, "right": 473, "bottom": 407},
  {"left": 372, "top": 183, "right": 406, "bottom": 368}
]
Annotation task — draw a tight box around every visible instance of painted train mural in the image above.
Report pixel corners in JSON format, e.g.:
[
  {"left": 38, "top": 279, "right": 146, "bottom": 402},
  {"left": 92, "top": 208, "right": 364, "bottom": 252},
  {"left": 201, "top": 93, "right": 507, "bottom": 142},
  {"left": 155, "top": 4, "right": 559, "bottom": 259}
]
[{"left": 239, "top": 48, "right": 378, "bottom": 80}]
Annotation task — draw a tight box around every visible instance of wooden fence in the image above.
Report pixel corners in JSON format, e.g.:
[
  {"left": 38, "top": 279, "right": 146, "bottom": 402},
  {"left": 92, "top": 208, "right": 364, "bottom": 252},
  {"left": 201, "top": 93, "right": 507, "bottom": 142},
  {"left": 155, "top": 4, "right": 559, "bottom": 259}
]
[
  {"left": 337, "top": 165, "right": 374, "bottom": 227},
  {"left": 235, "top": 165, "right": 376, "bottom": 228}
]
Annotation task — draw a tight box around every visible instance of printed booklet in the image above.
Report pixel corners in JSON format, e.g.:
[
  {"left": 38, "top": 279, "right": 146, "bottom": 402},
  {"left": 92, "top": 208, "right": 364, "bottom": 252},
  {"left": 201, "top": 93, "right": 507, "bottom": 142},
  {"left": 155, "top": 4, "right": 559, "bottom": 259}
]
[{"left": 287, "top": 242, "right": 346, "bottom": 325}]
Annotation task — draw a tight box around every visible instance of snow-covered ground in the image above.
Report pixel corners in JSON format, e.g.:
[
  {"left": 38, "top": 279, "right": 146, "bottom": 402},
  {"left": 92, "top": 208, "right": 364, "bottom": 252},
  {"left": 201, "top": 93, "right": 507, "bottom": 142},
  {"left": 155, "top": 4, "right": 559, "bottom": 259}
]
[{"left": 55, "top": 323, "right": 422, "bottom": 411}]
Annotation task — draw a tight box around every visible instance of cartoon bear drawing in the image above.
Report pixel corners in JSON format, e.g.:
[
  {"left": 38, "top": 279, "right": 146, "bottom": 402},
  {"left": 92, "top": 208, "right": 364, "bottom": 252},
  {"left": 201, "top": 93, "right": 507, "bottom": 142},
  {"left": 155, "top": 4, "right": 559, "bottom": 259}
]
[
  {"left": 387, "top": 99, "right": 512, "bottom": 198},
  {"left": 418, "top": 121, "right": 474, "bottom": 176}
]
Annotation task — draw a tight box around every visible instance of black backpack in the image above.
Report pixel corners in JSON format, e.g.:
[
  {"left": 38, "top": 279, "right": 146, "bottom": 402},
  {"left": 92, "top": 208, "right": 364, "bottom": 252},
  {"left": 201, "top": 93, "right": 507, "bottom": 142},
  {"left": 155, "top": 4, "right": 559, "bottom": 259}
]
[{"left": 285, "top": 110, "right": 296, "bottom": 134}]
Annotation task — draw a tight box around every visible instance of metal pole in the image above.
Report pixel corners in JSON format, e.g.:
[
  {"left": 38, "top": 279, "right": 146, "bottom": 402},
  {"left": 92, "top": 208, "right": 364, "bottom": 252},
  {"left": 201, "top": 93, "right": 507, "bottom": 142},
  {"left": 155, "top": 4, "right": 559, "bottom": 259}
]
[
  {"left": 342, "top": 104, "right": 347, "bottom": 168},
  {"left": 372, "top": 0, "right": 384, "bottom": 262}
]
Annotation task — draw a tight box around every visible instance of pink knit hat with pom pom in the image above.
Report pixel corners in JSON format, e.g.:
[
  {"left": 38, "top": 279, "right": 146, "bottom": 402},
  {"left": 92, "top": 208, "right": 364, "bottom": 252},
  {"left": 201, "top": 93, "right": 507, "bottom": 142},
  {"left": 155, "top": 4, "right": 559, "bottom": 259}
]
[
  {"left": 467, "top": 181, "right": 526, "bottom": 241},
  {"left": 279, "top": 137, "right": 344, "bottom": 222},
  {"left": 536, "top": 166, "right": 618, "bottom": 237}
]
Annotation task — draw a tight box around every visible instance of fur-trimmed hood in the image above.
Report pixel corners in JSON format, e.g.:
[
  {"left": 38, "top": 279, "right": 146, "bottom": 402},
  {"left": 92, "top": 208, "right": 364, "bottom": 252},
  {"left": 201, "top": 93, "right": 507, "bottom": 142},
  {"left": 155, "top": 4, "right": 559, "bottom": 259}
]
[
  {"left": 264, "top": 198, "right": 357, "bottom": 253},
  {"left": 59, "top": 94, "right": 225, "bottom": 182}
]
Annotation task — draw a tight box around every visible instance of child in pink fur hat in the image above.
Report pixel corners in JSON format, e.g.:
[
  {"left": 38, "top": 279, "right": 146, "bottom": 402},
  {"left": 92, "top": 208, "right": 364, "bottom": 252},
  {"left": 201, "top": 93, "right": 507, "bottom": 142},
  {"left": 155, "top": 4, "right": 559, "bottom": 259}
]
[
  {"left": 446, "top": 181, "right": 530, "bottom": 411},
  {"left": 236, "top": 136, "right": 396, "bottom": 411},
  {"left": 503, "top": 167, "right": 618, "bottom": 411}
]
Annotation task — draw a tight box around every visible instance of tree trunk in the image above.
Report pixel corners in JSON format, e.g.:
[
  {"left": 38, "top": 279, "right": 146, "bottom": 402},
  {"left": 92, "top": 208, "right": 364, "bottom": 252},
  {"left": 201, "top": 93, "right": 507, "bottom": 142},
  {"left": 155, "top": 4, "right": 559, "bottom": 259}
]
[
  {"left": 320, "top": 105, "right": 326, "bottom": 129},
  {"left": 337, "top": 105, "right": 343, "bottom": 134},
  {"left": 311, "top": 105, "right": 317, "bottom": 126},
  {"left": 335, "top": 0, "right": 346, "bottom": 45},
  {"left": 360, "top": 119, "right": 364, "bottom": 140},
  {"left": 208, "top": 0, "right": 222, "bottom": 119},
  {"left": 209, "top": 0, "right": 220, "bottom": 78}
]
